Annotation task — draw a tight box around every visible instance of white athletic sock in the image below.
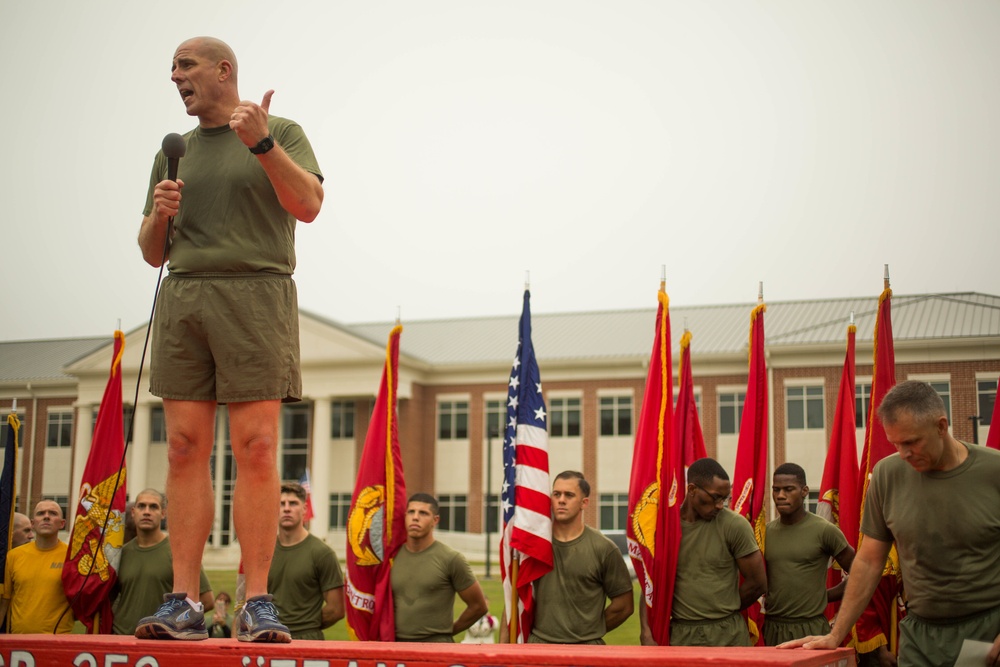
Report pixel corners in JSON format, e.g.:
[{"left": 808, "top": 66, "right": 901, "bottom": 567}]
[{"left": 186, "top": 596, "right": 204, "bottom": 612}]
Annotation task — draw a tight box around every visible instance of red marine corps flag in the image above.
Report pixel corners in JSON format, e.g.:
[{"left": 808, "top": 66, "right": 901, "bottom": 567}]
[
  {"left": 853, "top": 269, "right": 903, "bottom": 656},
  {"left": 345, "top": 324, "right": 407, "bottom": 641},
  {"left": 817, "top": 320, "right": 860, "bottom": 621},
  {"left": 627, "top": 282, "right": 682, "bottom": 645},
  {"left": 675, "top": 329, "right": 707, "bottom": 469},
  {"left": 501, "top": 288, "right": 553, "bottom": 643},
  {"left": 985, "top": 375, "right": 1000, "bottom": 451},
  {"left": 62, "top": 330, "right": 129, "bottom": 633},
  {"left": 730, "top": 289, "right": 768, "bottom": 646}
]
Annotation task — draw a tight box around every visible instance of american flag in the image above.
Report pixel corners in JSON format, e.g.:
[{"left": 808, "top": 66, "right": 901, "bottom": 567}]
[
  {"left": 299, "top": 469, "right": 315, "bottom": 523},
  {"left": 500, "top": 289, "right": 553, "bottom": 643}
]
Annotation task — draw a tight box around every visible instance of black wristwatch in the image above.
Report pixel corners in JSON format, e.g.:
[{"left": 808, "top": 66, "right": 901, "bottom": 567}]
[{"left": 249, "top": 135, "right": 275, "bottom": 155}]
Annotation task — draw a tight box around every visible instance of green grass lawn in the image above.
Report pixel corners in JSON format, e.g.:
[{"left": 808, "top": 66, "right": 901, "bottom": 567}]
[{"left": 83, "top": 569, "right": 642, "bottom": 643}]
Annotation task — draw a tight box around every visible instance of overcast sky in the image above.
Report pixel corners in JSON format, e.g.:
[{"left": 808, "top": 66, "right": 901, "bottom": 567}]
[{"left": 2, "top": 1, "right": 997, "bottom": 341}]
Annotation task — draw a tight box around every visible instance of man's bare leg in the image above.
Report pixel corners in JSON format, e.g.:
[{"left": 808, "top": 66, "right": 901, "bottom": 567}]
[
  {"left": 134, "top": 398, "right": 216, "bottom": 639},
  {"left": 229, "top": 400, "right": 281, "bottom": 598},
  {"left": 164, "top": 399, "right": 217, "bottom": 597}
]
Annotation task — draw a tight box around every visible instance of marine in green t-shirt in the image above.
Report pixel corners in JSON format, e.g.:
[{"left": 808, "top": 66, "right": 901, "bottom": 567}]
[
  {"left": 763, "top": 463, "right": 853, "bottom": 646},
  {"left": 779, "top": 381, "right": 1000, "bottom": 665},
  {"left": 526, "top": 472, "right": 634, "bottom": 644},
  {"left": 639, "top": 458, "right": 766, "bottom": 647},
  {"left": 112, "top": 490, "right": 214, "bottom": 636},
  {"left": 391, "top": 494, "right": 487, "bottom": 642},
  {"left": 268, "top": 484, "right": 345, "bottom": 640}
]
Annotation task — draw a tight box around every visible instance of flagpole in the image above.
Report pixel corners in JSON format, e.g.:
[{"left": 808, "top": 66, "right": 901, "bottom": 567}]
[{"left": 508, "top": 559, "right": 519, "bottom": 642}]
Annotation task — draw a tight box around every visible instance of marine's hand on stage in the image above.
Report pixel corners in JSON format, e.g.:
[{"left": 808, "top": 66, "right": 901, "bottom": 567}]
[
  {"left": 776, "top": 633, "right": 838, "bottom": 650},
  {"left": 231, "top": 90, "right": 273, "bottom": 148},
  {"left": 153, "top": 178, "right": 184, "bottom": 222}
]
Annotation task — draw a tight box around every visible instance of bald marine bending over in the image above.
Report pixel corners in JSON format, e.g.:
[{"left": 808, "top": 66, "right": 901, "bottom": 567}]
[
  {"left": 780, "top": 381, "right": 1000, "bottom": 666},
  {"left": 135, "top": 36, "right": 323, "bottom": 643}
]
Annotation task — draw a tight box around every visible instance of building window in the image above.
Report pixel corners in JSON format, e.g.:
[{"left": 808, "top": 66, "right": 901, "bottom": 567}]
[
  {"left": 150, "top": 406, "right": 167, "bottom": 443},
  {"left": 550, "top": 397, "right": 581, "bottom": 437},
  {"left": 43, "top": 495, "right": 69, "bottom": 518},
  {"left": 979, "top": 379, "right": 997, "bottom": 427},
  {"left": 928, "top": 381, "right": 952, "bottom": 425},
  {"left": 718, "top": 392, "right": 745, "bottom": 435},
  {"left": 47, "top": 410, "right": 74, "bottom": 448},
  {"left": 438, "top": 494, "right": 467, "bottom": 532},
  {"left": 484, "top": 399, "right": 506, "bottom": 439},
  {"left": 484, "top": 493, "right": 500, "bottom": 533},
  {"left": 599, "top": 492, "right": 629, "bottom": 530},
  {"left": 281, "top": 404, "right": 310, "bottom": 482},
  {"left": 806, "top": 490, "right": 819, "bottom": 514},
  {"left": 329, "top": 492, "right": 352, "bottom": 530},
  {"left": 331, "top": 401, "right": 355, "bottom": 439},
  {"left": 600, "top": 395, "right": 632, "bottom": 436},
  {"left": 855, "top": 383, "right": 873, "bottom": 428},
  {"left": 438, "top": 401, "right": 468, "bottom": 440},
  {"left": 211, "top": 408, "right": 236, "bottom": 546},
  {"left": 787, "top": 386, "right": 824, "bottom": 430}
]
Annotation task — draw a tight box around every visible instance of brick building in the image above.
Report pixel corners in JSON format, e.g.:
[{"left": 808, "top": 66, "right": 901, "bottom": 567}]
[{"left": 2, "top": 292, "right": 998, "bottom": 564}]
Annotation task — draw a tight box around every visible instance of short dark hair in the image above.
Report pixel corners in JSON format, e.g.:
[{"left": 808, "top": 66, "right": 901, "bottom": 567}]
[
  {"left": 554, "top": 470, "right": 590, "bottom": 498},
  {"left": 773, "top": 462, "right": 807, "bottom": 486},
  {"left": 408, "top": 493, "right": 439, "bottom": 515},
  {"left": 280, "top": 483, "right": 307, "bottom": 503},
  {"left": 135, "top": 488, "right": 167, "bottom": 510},
  {"left": 687, "top": 458, "right": 729, "bottom": 487},
  {"left": 877, "top": 380, "right": 947, "bottom": 426}
]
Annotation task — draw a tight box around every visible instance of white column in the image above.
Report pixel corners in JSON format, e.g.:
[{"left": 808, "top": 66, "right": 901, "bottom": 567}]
[
  {"left": 310, "top": 398, "right": 331, "bottom": 537},
  {"left": 130, "top": 403, "right": 152, "bottom": 496},
  {"left": 212, "top": 407, "right": 227, "bottom": 547},
  {"left": 70, "top": 403, "right": 94, "bottom": 517}
]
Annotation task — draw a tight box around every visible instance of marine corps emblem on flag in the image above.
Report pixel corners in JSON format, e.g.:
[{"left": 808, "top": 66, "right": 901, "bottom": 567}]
[
  {"left": 68, "top": 474, "right": 126, "bottom": 581},
  {"left": 348, "top": 484, "right": 386, "bottom": 567},
  {"left": 819, "top": 488, "right": 840, "bottom": 524},
  {"left": 630, "top": 483, "right": 659, "bottom": 555}
]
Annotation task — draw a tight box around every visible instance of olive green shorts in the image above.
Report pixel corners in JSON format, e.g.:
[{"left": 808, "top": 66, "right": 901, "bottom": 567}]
[
  {"left": 670, "top": 611, "right": 751, "bottom": 647},
  {"left": 763, "top": 614, "right": 830, "bottom": 646},
  {"left": 898, "top": 604, "right": 1000, "bottom": 667},
  {"left": 151, "top": 273, "right": 302, "bottom": 403}
]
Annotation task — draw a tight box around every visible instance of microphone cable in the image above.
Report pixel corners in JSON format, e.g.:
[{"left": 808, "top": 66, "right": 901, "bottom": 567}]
[{"left": 53, "top": 160, "right": 178, "bottom": 634}]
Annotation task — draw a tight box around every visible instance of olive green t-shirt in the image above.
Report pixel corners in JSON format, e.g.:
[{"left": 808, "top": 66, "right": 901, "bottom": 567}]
[
  {"left": 672, "top": 508, "right": 759, "bottom": 622},
  {"left": 143, "top": 116, "right": 322, "bottom": 274},
  {"left": 861, "top": 443, "right": 1000, "bottom": 619},
  {"left": 268, "top": 534, "right": 344, "bottom": 638},
  {"left": 764, "top": 511, "right": 848, "bottom": 619},
  {"left": 112, "top": 536, "right": 212, "bottom": 635},
  {"left": 391, "top": 541, "right": 477, "bottom": 642},
  {"left": 530, "top": 526, "right": 633, "bottom": 644}
]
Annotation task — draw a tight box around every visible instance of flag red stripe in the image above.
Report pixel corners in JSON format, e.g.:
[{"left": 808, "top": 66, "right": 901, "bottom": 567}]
[{"left": 514, "top": 444, "right": 548, "bottom": 470}]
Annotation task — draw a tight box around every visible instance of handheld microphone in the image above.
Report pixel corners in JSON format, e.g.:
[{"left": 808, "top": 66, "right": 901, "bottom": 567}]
[
  {"left": 161, "top": 133, "right": 186, "bottom": 256},
  {"left": 162, "top": 133, "right": 186, "bottom": 182}
]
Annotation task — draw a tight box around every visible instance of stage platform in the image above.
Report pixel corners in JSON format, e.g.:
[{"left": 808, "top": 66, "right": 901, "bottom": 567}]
[{"left": 0, "top": 635, "right": 854, "bottom": 667}]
